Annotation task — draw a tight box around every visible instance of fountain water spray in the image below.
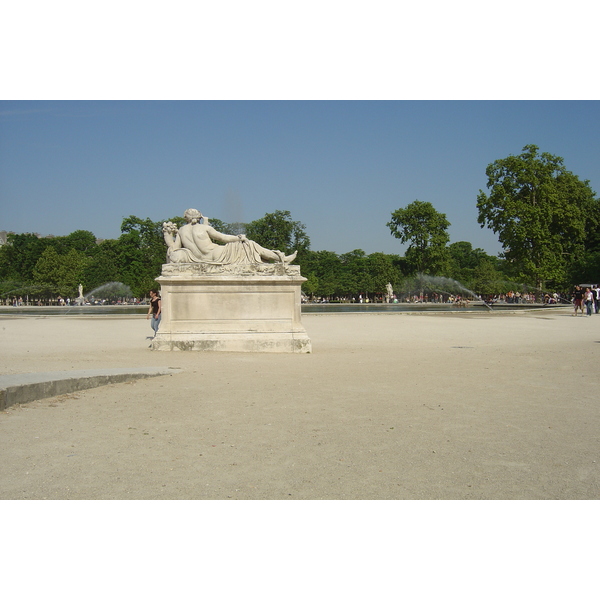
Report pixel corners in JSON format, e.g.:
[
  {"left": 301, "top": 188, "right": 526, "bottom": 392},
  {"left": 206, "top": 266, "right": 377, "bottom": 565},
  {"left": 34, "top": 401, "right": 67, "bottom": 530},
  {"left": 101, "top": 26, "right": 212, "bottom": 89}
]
[
  {"left": 404, "top": 274, "right": 494, "bottom": 310},
  {"left": 84, "top": 282, "right": 133, "bottom": 303}
]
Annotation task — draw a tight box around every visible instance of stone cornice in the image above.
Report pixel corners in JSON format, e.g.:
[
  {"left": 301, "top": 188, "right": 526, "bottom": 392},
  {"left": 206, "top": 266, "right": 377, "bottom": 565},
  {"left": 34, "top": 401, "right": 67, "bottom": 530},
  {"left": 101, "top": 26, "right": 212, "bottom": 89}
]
[{"left": 160, "top": 262, "right": 303, "bottom": 278}]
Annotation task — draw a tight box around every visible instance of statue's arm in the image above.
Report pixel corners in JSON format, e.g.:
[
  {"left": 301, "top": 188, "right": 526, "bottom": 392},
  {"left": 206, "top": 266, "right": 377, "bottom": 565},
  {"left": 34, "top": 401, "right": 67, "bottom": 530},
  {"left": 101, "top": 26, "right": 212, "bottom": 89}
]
[
  {"left": 206, "top": 225, "right": 244, "bottom": 244},
  {"left": 162, "top": 222, "right": 181, "bottom": 249}
]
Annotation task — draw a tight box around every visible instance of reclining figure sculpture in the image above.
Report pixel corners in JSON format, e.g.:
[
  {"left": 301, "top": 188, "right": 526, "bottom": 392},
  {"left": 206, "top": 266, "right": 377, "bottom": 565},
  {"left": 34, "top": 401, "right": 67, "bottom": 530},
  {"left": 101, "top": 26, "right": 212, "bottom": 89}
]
[{"left": 163, "top": 208, "right": 297, "bottom": 265}]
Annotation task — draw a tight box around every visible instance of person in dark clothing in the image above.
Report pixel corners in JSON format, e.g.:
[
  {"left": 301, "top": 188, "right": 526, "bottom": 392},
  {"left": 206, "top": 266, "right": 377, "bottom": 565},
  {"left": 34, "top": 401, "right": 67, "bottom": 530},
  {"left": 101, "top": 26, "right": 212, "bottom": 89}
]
[
  {"left": 572, "top": 285, "right": 584, "bottom": 316},
  {"left": 147, "top": 290, "right": 162, "bottom": 336}
]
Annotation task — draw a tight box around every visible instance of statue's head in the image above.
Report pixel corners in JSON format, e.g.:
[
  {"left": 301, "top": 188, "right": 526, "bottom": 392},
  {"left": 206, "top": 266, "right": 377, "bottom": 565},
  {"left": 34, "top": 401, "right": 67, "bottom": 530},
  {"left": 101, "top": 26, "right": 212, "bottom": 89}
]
[{"left": 184, "top": 208, "right": 203, "bottom": 224}]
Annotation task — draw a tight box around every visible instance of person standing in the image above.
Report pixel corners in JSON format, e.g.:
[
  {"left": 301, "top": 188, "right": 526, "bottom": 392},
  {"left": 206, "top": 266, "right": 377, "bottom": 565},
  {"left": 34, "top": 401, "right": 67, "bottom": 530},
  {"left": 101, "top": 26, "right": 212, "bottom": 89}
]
[
  {"left": 584, "top": 287, "right": 594, "bottom": 316},
  {"left": 572, "top": 285, "right": 584, "bottom": 316},
  {"left": 593, "top": 285, "right": 600, "bottom": 314},
  {"left": 147, "top": 290, "right": 162, "bottom": 336}
]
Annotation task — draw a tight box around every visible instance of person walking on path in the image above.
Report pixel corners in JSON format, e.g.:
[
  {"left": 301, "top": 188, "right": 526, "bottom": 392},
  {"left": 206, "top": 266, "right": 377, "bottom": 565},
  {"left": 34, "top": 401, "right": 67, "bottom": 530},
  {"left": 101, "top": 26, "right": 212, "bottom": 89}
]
[
  {"left": 584, "top": 287, "right": 594, "bottom": 316},
  {"left": 147, "top": 290, "right": 162, "bottom": 336},
  {"left": 572, "top": 285, "right": 584, "bottom": 316}
]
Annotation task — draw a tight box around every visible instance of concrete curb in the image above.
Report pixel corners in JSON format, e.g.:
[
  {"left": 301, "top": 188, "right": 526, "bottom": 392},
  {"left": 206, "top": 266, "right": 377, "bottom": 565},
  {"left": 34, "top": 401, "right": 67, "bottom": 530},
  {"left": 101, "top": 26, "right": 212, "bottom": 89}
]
[{"left": 0, "top": 367, "right": 182, "bottom": 411}]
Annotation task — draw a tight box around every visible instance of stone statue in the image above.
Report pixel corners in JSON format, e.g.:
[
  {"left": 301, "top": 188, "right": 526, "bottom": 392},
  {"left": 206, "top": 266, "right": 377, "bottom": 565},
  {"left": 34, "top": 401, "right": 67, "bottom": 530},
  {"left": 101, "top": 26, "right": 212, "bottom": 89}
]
[
  {"left": 386, "top": 282, "right": 393, "bottom": 303},
  {"left": 162, "top": 209, "right": 297, "bottom": 265},
  {"left": 154, "top": 208, "right": 311, "bottom": 353}
]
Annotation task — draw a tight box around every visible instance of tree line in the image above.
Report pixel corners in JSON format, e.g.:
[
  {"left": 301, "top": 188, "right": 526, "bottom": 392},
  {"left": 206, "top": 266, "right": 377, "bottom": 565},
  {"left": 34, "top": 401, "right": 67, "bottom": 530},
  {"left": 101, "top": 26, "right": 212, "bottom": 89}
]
[{"left": 1, "top": 145, "right": 598, "bottom": 302}]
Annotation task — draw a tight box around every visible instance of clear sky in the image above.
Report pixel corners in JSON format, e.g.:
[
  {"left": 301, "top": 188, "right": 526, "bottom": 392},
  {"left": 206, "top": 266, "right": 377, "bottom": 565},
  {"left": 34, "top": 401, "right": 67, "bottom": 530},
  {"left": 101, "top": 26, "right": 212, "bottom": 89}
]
[{"left": 1, "top": 100, "right": 598, "bottom": 256}]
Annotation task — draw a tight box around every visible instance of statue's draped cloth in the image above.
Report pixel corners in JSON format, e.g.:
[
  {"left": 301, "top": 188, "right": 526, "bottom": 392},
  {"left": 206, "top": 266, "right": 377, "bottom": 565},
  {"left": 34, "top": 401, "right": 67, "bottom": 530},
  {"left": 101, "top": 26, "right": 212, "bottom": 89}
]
[{"left": 170, "top": 239, "right": 263, "bottom": 265}]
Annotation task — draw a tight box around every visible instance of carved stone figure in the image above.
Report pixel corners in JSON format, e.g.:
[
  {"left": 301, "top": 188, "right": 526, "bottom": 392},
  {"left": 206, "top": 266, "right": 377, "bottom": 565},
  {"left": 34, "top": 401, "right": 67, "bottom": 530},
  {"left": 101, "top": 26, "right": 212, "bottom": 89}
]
[
  {"left": 76, "top": 283, "right": 85, "bottom": 305},
  {"left": 385, "top": 283, "right": 394, "bottom": 304},
  {"left": 163, "top": 209, "right": 297, "bottom": 265}
]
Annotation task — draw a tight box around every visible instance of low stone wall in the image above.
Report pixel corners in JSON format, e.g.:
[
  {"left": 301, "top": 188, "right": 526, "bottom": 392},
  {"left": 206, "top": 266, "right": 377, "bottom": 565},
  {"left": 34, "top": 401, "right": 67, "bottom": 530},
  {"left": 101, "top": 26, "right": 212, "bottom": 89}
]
[{"left": 0, "top": 367, "right": 182, "bottom": 410}]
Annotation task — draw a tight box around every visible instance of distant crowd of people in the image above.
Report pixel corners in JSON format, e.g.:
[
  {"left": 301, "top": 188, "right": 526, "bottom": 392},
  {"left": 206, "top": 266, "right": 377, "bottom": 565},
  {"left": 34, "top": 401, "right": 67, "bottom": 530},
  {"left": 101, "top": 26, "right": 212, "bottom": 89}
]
[
  {"left": 4, "top": 296, "right": 144, "bottom": 306},
  {"left": 303, "top": 292, "right": 547, "bottom": 304},
  {"left": 6, "top": 287, "right": 600, "bottom": 314}
]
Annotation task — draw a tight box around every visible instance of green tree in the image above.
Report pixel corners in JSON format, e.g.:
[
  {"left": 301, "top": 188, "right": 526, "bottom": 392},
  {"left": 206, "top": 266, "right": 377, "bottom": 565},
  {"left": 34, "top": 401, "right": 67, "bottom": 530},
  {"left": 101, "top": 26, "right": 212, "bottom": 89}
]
[
  {"left": 0, "top": 233, "right": 51, "bottom": 281},
  {"left": 245, "top": 210, "right": 310, "bottom": 257},
  {"left": 84, "top": 239, "right": 123, "bottom": 292},
  {"left": 470, "top": 259, "right": 506, "bottom": 296},
  {"left": 51, "top": 230, "right": 98, "bottom": 255},
  {"left": 116, "top": 216, "right": 166, "bottom": 296},
  {"left": 568, "top": 193, "right": 600, "bottom": 284},
  {"left": 446, "top": 241, "right": 498, "bottom": 288},
  {"left": 447, "top": 241, "right": 489, "bottom": 271},
  {"left": 387, "top": 200, "right": 451, "bottom": 274},
  {"left": 299, "top": 250, "right": 342, "bottom": 298},
  {"left": 340, "top": 250, "right": 369, "bottom": 297},
  {"left": 302, "top": 272, "right": 319, "bottom": 297},
  {"left": 477, "top": 144, "right": 598, "bottom": 290},
  {"left": 33, "top": 246, "right": 89, "bottom": 296},
  {"left": 366, "top": 252, "right": 403, "bottom": 297}
]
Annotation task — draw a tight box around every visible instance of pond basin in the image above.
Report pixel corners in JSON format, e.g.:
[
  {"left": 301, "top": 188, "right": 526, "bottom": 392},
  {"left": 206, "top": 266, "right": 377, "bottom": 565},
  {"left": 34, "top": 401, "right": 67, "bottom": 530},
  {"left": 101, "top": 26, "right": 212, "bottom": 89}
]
[{"left": 0, "top": 302, "right": 561, "bottom": 317}]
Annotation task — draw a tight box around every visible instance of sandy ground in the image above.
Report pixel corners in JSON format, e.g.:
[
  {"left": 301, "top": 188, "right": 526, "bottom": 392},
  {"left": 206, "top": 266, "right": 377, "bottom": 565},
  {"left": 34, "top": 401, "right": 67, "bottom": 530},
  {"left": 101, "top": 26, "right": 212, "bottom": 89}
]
[{"left": 1, "top": 307, "right": 599, "bottom": 500}]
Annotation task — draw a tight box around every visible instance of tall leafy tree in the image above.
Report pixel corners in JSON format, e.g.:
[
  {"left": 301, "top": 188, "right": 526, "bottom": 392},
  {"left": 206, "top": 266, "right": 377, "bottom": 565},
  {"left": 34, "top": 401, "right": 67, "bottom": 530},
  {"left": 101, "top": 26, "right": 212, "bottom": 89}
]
[
  {"left": 299, "top": 250, "right": 342, "bottom": 298},
  {"left": 446, "top": 241, "right": 500, "bottom": 288},
  {"left": 477, "top": 144, "right": 598, "bottom": 289},
  {"left": 33, "top": 246, "right": 89, "bottom": 296},
  {"left": 470, "top": 259, "right": 507, "bottom": 296},
  {"left": 245, "top": 210, "right": 310, "bottom": 257},
  {"left": 116, "top": 216, "right": 167, "bottom": 296},
  {"left": 566, "top": 188, "right": 600, "bottom": 284},
  {"left": 0, "top": 233, "right": 51, "bottom": 281},
  {"left": 340, "top": 250, "right": 369, "bottom": 297},
  {"left": 387, "top": 200, "right": 450, "bottom": 274},
  {"left": 84, "top": 239, "right": 123, "bottom": 292},
  {"left": 51, "top": 230, "right": 99, "bottom": 255},
  {"left": 366, "top": 252, "right": 403, "bottom": 296}
]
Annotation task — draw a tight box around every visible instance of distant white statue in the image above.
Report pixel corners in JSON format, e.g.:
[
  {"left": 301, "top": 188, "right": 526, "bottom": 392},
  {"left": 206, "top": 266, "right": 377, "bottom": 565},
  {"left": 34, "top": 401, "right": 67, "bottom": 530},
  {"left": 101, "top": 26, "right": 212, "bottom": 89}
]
[
  {"left": 76, "top": 283, "right": 85, "bottom": 305},
  {"left": 163, "top": 209, "right": 297, "bottom": 265},
  {"left": 386, "top": 282, "right": 393, "bottom": 303}
]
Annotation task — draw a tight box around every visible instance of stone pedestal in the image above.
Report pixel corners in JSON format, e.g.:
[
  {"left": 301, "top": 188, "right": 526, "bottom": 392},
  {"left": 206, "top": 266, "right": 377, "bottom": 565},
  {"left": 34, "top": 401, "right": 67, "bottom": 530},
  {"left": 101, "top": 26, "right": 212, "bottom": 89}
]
[{"left": 151, "top": 262, "right": 311, "bottom": 353}]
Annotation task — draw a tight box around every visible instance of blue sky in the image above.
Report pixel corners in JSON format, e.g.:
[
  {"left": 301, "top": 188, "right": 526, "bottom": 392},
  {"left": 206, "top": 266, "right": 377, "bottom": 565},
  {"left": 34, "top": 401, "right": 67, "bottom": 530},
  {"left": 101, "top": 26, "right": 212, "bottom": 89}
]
[{"left": 1, "top": 100, "right": 598, "bottom": 256}]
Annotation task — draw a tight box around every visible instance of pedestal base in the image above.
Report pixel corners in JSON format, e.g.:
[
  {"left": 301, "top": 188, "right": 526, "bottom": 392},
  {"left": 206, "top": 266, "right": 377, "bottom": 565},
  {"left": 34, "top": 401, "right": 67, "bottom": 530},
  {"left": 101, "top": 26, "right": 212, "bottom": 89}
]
[
  {"left": 152, "top": 331, "right": 311, "bottom": 353},
  {"left": 151, "top": 262, "right": 312, "bottom": 353}
]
